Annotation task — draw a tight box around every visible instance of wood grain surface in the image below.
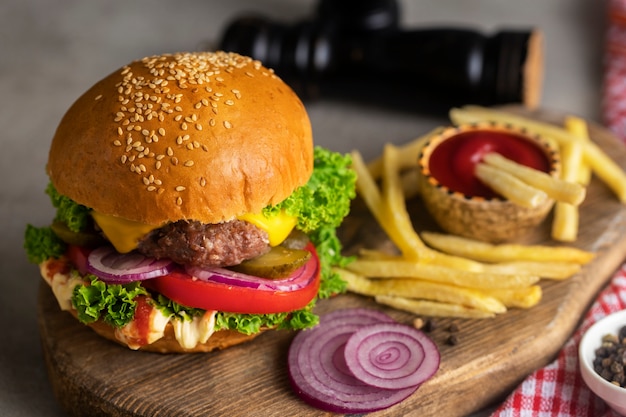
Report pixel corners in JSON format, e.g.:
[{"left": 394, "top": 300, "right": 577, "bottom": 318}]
[{"left": 38, "top": 108, "right": 626, "bottom": 417}]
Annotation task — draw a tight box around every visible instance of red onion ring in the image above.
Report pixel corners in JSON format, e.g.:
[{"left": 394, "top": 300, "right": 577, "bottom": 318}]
[
  {"left": 288, "top": 308, "right": 432, "bottom": 413},
  {"left": 86, "top": 246, "right": 175, "bottom": 284},
  {"left": 344, "top": 322, "right": 440, "bottom": 389},
  {"left": 184, "top": 259, "right": 316, "bottom": 292}
]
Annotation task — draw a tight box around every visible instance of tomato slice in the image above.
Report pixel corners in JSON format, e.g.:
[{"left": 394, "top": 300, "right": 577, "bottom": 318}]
[
  {"left": 66, "top": 245, "right": 92, "bottom": 276},
  {"left": 147, "top": 244, "right": 321, "bottom": 314}
]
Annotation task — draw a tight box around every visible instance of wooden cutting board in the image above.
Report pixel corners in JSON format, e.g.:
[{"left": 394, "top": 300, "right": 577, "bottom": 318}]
[{"left": 38, "top": 108, "right": 626, "bottom": 417}]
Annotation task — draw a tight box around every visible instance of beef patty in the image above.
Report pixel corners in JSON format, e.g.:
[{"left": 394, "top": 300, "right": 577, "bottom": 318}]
[{"left": 137, "top": 219, "right": 270, "bottom": 268}]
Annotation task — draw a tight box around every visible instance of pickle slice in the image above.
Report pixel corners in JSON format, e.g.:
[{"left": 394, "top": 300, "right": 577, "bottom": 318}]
[
  {"left": 232, "top": 246, "right": 312, "bottom": 279},
  {"left": 50, "top": 221, "right": 106, "bottom": 248}
]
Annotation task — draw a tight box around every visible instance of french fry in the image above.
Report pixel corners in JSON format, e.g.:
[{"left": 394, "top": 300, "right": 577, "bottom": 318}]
[
  {"left": 380, "top": 144, "right": 429, "bottom": 258},
  {"left": 345, "top": 259, "right": 540, "bottom": 289},
  {"left": 367, "top": 127, "right": 443, "bottom": 179},
  {"left": 353, "top": 149, "right": 433, "bottom": 260},
  {"left": 481, "top": 286, "right": 543, "bottom": 309},
  {"left": 421, "top": 231, "right": 595, "bottom": 264},
  {"left": 481, "top": 261, "right": 581, "bottom": 280},
  {"left": 475, "top": 163, "right": 549, "bottom": 208},
  {"left": 450, "top": 106, "right": 626, "bottom": 203},
  {"left": 552, "top": 202, "right": 578, "bottom": 242},
  {"left": 337, "top": 268, "right": 507, "bottom": 313},
  {"left": 551, "top": 126, "right": 585, "bottom": 241},
  {"left": 482, "top": 152, "right": 586, "bottom": 206},
  {"left": 564, "top": 116, "right": 592, "bottom": 186},
  {"left": 375, "top": 295, "right": 497, "bottom": 319}
]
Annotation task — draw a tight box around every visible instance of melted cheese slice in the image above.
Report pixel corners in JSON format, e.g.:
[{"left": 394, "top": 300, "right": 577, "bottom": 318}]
[
  {"left": 92, "top": 209, "right": 298, "bottom": 253},
  {"left": 91, "top": 211, "right": 160, "bottom": 253},
  {"left": 237, "top": 210, "right": 298, "bottom": 246}
]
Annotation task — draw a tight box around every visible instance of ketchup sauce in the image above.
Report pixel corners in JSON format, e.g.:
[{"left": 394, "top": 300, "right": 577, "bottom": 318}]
[{"left": 428, "top": 130, "right": 551, "bottom": 198}]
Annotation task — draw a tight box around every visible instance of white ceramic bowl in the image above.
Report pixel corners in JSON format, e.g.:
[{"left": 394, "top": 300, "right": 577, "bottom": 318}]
[{"left": 579, "top": 309, "right": 626, "bottom": 415}]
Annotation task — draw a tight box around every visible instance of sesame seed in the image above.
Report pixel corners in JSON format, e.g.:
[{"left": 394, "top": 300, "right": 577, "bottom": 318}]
[
  {"left": 167, "top": 147, "right": 173, "bottom": 156},
  {"left": 223, "top": 121, "right": 232, "bottom": 129},
  {"left": 156, "top": 161, "right": 162, "bottom": 169},
  {"left": 176, "top": 197, "right": 183, "bottom": 206},
  {"left": 147, "top": 185, "right": 156, "bottom": 192},
  {"left": 113, "top": 140, "right": 122, "bottom": 146},
  {"left": 196, "top": 123, "right": 202, "bottom": 130},
  {"left": 95, "top": 94, "right": 102, "bottom": 100},
  {"left": 181, "top": 122, "right": 188, "bottom": 130},
  {"left": 184, "top": 160, "right": 194, "bottom": 167},
  {"left": 175, "top": 186, "right": 186, "bottom": 192},
  {"left": 158, "top": 127, "right": 165, "bottom": 136}
]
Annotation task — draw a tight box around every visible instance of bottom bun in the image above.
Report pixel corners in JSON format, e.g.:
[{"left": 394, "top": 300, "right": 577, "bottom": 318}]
[{"left": 84, "top": 315, "right": 262, "bottom": 353}]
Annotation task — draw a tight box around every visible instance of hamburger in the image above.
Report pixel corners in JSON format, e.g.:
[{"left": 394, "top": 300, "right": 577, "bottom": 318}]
[{"left": 24, "top": 51, "right": 356, "bottom": 353}]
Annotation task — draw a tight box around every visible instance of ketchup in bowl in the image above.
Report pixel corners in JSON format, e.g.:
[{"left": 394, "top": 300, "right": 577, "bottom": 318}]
[
  {"left": 418, "top": 122, "right": 559, "bottom": 242},
  {"left": 428, "top": 129, "right": 552, "bottom": 198}
]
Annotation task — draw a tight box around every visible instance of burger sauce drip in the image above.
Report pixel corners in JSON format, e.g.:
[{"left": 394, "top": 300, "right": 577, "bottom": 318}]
[
  {"left": 45, "top": 257, "right": 71, "bottom": 278},
  {"left": 129, "top": 296, "right": 152, "bottom": 347},
  {"left": 429, "top": 130, "right": 551, "bottom": 198}
]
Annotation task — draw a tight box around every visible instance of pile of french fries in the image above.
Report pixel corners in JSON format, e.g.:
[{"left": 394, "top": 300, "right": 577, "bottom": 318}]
[{"left": 335, "top": 106, "right": 626, "bottom": 319}]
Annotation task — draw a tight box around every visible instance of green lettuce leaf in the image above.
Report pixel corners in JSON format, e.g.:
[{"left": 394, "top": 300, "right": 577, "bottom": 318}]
[
  {"left": 264, "top": 146, "right": 357, "bottom": 233},
  {"left": 46, "top": 182, "right": 91, "bottom": 233},
  {"left": 23, "top": 224, "right": 67, "bottom": 264},
  {"left": 71, "top": 278, "right": 147, "bottom": 328},
  {"left": 151, "top": 293, "right": 204, "bottom": 322},
  {"left": 215, "top": 306, "right": 319, "bottom": 335}
]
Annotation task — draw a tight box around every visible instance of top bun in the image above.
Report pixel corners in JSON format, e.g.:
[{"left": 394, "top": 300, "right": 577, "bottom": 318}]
[{"left": 47, "top": 51, "right": 313, "bottom": 225}]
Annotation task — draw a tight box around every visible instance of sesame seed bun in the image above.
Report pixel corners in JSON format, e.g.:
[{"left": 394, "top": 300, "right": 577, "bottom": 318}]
[{"left": 47, "top": 51, "right": 313, "bottom": 225}]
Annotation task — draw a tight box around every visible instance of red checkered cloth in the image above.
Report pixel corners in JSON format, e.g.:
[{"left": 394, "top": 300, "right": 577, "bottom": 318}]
[
  {"left": 490, "top": 264, "right": 626, "bottom": 417},
  {"left": 603, "top": 0, "right": 626, "bottom": 144}
]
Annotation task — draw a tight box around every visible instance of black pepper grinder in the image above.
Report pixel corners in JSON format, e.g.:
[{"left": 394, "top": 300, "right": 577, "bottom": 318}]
[{"left": 219, "top": 0, "right": 543, "bottom": 114}]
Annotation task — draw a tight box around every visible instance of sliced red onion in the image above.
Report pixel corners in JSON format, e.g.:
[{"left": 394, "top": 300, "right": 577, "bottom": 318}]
[
  {"left": 288, "top": 308, "right": 428, "bottom": 413},
  {"left": 185, "top": 258, "right": 317, "bottom": 292},
  {"left": 344, "top": 322, "right": 440, "bottom": 390},
  {"left": 86, "top": 246, "right": 175, "bottom": 284}
]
